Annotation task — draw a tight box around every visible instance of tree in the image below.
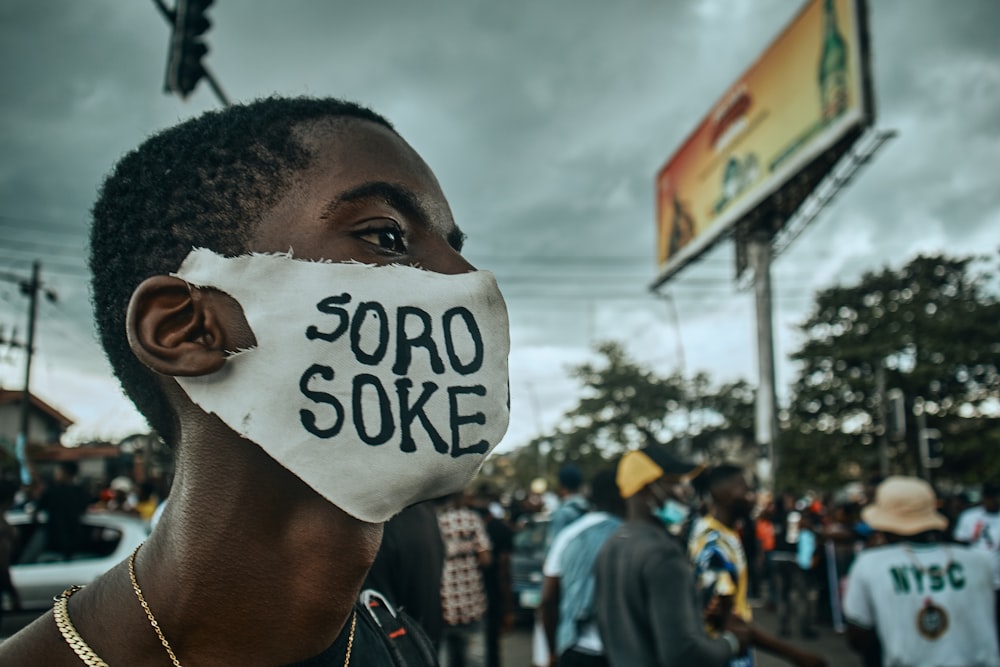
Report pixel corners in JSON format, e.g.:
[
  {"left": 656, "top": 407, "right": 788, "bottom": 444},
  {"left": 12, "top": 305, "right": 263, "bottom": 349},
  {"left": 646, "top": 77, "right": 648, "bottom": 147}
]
[
  {"left": 785, "top": 253, "right": 1000, "bottom": 487},
  {"left": 487, "top": 342, "right": 758, "bottom": 492}
]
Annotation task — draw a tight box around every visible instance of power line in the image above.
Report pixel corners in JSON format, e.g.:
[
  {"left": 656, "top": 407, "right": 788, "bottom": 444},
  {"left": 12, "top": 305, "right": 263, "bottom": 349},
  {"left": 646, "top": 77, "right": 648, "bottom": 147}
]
[{"left": 0, "top": 234, "right": 89, "bottom": 258}]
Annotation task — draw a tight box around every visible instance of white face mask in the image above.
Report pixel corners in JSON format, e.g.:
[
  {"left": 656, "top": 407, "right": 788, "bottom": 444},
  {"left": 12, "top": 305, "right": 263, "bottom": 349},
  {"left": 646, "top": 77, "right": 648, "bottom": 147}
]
[{"left": 172, "top": 249, "right": 510, "bottom": 523}]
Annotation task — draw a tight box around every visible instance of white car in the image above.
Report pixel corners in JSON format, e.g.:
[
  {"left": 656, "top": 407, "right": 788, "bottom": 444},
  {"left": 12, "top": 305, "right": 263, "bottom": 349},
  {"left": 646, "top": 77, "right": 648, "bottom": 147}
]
[{"left": 7, "top": 510, "right": 150, "bottom": 610}]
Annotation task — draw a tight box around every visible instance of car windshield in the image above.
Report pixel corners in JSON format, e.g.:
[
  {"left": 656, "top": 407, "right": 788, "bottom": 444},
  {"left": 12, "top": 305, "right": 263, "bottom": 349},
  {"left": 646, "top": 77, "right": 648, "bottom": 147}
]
[
  {"left": 11, "top": 517, "right": 123, "bottom": 566},
  {"left": 513, "top": 518, "right": 550, "bottom": 560}
]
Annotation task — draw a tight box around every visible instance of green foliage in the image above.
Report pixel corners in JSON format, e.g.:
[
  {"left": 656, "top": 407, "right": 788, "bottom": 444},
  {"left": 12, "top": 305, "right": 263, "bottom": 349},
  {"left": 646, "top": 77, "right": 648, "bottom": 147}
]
[
  {"left": 487, "top": 252, "right": 1000, "bottom": 495},
  {"left": 487, "top": 342, "right": 757, "bottom": 492},
  {"left": 786, "top": 252, "right": 1000, "bottom": 486}
]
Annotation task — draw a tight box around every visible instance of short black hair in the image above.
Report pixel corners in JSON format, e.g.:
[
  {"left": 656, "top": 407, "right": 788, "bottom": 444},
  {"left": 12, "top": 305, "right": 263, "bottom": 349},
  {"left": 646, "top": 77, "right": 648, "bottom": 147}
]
[
  {"left": 558, "top": 464, "right": 583, "bottom": 492},
  {"left": 89, "top": 96, "right": 395, "bottom": 446},
  {"left": 58, "top": 460, "right": 80, "bottom": 478},
  {"left": 590, "top": 467, "right": 623, "bottom": 514},
  {"left": 695, "top": 463, "right": 744, "bottom": 498}
]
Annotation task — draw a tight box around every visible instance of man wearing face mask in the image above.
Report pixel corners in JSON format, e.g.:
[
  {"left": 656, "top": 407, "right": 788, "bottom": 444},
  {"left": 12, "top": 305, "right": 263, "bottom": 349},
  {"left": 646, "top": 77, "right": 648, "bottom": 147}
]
[
  {"left": 594, "top": 445, "right": 751, "bottom": 666},
  {"left": 690, "top": 465, "right": 827, "bottom": 667},
  {"left": 0, "top": 96, "right": 510, "bottom": 666}
]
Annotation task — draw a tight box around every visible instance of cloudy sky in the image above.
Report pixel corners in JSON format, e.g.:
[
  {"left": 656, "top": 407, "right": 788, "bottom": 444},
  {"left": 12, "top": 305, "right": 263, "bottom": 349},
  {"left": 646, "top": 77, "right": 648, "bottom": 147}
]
[{"left": 0, "top": 0, "right": 997, "bottom": 451}]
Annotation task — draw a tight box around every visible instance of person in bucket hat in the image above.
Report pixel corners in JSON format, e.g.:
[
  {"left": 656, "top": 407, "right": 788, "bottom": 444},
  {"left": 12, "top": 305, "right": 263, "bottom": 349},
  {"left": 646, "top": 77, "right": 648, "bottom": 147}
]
[{"left": 843, "top": 476, "right": 1000, "bottom": 667}]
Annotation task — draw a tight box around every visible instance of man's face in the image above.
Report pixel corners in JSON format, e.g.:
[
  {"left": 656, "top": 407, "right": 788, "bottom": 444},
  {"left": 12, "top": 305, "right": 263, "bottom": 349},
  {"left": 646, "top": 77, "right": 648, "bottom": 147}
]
[
  {"left": 983, "top": 495, "right": 1000, "bottom": 513},
  {"left": 249, "top": 118, "right": 473, "bottom": 276},
  {"left": 650, "top": 477, "right": 693, "bottom": 506},
  {"left": 717, "top": 473, "right": 755, "bottom": 518}
]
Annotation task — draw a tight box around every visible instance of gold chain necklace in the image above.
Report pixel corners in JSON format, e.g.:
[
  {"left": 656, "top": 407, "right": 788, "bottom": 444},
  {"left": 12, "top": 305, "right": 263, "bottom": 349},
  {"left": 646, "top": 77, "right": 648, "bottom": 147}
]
[
  {"left": 129, "top": 543, "right": 184, "bottom": 666},
  {"left": 129, "top": 542, "right": 358, "bottom": 667},
  {"left": 53, "top": 586, "right": 109, "bottom": 667}
]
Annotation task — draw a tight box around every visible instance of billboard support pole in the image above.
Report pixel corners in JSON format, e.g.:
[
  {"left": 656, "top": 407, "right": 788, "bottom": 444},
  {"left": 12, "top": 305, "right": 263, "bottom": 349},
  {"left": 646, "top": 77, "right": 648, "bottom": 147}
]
[{"left": 749, "top": 231, "right": 779, "bottom": 490}]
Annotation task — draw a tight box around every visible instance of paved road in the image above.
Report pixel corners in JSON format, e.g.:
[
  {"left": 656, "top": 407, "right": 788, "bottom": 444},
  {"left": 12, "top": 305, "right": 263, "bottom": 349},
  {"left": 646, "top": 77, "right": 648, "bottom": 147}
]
[{"left": 498, "top": 605, "right": 860, "bottom": 667}]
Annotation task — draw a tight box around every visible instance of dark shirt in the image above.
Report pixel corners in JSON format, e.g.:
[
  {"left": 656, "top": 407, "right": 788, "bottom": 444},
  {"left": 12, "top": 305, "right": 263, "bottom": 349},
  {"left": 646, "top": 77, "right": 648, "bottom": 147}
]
[
  {"left": 364, "top": 502, "right": 445, "bottom": 647},
  {"left": 594, "top": 519, "right": 733, "bottom": 667},
  {"left": 482, "top": 514, "right": 513, "bottom": 600},
  {"left": 284, "top": 606, "right": 395, "bottom": 666}
]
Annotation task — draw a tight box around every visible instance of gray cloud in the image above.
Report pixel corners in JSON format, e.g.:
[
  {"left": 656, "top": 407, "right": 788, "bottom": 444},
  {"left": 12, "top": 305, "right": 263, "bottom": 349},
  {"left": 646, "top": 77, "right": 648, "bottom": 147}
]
[{"left": 0, "top": 0, "right": 997, "bottom": 446}]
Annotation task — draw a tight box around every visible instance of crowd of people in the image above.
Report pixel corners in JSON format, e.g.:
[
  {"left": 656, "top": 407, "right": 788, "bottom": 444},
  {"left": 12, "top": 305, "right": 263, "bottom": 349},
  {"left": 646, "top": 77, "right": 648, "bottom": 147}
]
[{"left": 515, "top": 452, "right": 1000, "bottom": 667}]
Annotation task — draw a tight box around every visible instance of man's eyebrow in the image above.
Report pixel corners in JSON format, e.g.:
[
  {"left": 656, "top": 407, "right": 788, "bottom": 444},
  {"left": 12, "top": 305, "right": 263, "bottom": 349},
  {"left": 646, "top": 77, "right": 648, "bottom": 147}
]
[{"left": 320, "top": 181, "right": 466, "bottom": 252}]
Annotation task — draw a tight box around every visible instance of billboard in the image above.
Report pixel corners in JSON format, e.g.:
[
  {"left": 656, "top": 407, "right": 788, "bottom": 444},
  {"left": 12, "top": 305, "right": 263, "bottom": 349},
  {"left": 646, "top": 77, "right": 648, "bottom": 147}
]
[{"left": 653, "top": 0, "right": 873, "bottom": 286}]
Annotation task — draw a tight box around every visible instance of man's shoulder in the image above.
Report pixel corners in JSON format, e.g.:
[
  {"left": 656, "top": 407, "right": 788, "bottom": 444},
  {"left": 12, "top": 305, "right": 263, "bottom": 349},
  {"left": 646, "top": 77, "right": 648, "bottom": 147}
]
[
  {"left": 349, "top": 597, "right": 439, "bottom": 667},
  {"left": 602, "top": 521, "right": 678, "bottom": 558},
  {"left": 957, "top": 506, "right": 984, "bottom": 522},
  {"left": 553, "top": 495, "right": 589, "bottom": 518}
]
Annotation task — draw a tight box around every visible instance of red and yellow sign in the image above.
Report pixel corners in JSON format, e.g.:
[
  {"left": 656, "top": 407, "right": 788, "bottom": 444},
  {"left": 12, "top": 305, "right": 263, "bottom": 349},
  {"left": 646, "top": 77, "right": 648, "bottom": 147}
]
[{"left": 655, "top": 0, "right": 871, "bottom": 279}]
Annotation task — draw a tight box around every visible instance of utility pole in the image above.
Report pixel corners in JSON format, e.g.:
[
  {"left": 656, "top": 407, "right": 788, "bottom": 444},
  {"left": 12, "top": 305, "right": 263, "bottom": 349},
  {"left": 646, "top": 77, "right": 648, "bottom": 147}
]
[
  {"left": 9, "top": 261, "right": 48, "bottom": 486},
  {"left": 0, "top": 261, "right": 58, "bottom": 485},
  {"left": 749, "top": 230, "right": 779, "bottom": 490},
  {"left": 875, "top": 364, "right": 890, "bottom": 476},
  {"left": 913, "top": 396, "right": 929, "bottom": 482}
]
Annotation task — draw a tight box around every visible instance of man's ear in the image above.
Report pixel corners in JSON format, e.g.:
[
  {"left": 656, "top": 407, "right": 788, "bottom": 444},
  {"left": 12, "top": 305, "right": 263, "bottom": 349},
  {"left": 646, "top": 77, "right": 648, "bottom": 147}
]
[{"left": 126, "top": 275, "right": 230, "bottom": 377}]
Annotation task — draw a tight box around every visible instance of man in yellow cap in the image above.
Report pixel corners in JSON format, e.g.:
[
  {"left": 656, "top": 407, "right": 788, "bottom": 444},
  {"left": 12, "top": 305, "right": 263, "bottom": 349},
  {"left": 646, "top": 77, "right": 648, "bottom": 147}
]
[{"left": 593, "top": 444, "right": 749, "bottom": 666}]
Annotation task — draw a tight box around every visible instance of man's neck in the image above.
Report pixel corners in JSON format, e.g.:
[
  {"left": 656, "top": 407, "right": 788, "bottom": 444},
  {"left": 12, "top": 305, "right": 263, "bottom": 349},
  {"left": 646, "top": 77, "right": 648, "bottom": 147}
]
[
  {"left": 712, "top": 506, "right": 738, "bottom": 530},
  {"left": 81, "top": 426, "right": 381, "bottom": 665}
]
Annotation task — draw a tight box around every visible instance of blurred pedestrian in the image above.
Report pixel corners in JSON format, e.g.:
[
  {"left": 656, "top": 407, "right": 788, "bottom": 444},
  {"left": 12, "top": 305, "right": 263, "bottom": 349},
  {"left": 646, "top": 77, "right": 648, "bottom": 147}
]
[
  {"left": 755, "top": 501, "right": 777, "bottom": 609},
  {"left": 105, "top": 475, "right": 137, "bottom": 514},
  {"left": 134, "top": 481, "right": 159, "bottom": 522},
  {"left": 34, "top": 461, "right": 90, "bottom": 561},
  {"left": 690, "top": 465, "right": 826, "bottom": 667},
  {"left": 549, "top": 464, "right": 589, "bottom": 542},
  {"left": 771, "top": 492, "right": 815, "bottom": 639},
  {"left": 0, "top": 480, "right": 22, "bottom": 627},
  {"left": 843, "top": 476, "right": 1000, "bottom": 667},
  {"left": 438, "top": 492, "right": 493, "bottom": 667},
  {"left": 470, "top": 485, "right": 515, "bottom": 667},
  {"left": 541, "top": 467, "right": 624, "bottom": 667},
  {"left": 594, "top": 444, "right": 750, "bottom": 666},
  {"left": 953, "top": 481, "right": 1000, "bottom": 642},
  {"left": 535, "top": 463, "right": 590, "bottom": 666},
  {"left": 794, "top": 510, "right": 821, "bottom": 637}
]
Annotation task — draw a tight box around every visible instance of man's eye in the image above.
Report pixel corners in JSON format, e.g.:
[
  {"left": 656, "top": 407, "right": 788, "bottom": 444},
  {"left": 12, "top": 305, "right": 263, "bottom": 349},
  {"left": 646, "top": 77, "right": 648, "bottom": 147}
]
[{"left": 358, "top": 225, "right": 406, "bottom": 253}]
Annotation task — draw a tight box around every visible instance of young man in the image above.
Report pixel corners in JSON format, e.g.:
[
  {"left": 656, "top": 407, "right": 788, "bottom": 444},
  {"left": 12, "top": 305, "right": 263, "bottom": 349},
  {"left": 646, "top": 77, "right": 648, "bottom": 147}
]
[
  {"left": 844, "top": 476, "right": 1000, "bottom": 667},
  {"left": 953, "top": 481, "right": 1000, "bottom": 642},
  {"left": 0, "top": 96, "right": 511, "bottom": 665},
  {"left": 470, "top": 484, "right": 515, "bottom": 667},
  {"left": 33, "top": 461, "right": 90, "bottom": 562},
  {"left": 437, "top": 492, "right": 492, "bottom": 667},
  {"left": 540, "top": 467, "right": 623, "bottom": 667},
  {"left": 535, "top": 463, "right": 589, "bottom": 666},
  {"left": 689, "top": 465, "right": 826, "bottom": 667},
  {"left": 593, "top": 444, "right": 750, "bottom": 667},
  {"left": 549, "top": 464, "right": 589, "bottom": 541}
]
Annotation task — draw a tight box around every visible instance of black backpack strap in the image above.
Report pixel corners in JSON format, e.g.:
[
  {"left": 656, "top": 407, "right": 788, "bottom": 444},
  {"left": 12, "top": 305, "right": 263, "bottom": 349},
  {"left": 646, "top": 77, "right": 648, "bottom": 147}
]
[{"left": 358, "top": 588, "right": 439, "bottom": 667}]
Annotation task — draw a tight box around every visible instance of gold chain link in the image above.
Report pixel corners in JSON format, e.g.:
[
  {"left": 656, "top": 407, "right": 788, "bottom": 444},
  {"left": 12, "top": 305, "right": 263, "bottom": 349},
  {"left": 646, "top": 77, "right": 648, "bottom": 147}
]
[
  {"left": 129, "top": 543, "right": 183, "bottom": 667},
  {"left": 52, "top": 586, "right": 110, "bottom": 667}
]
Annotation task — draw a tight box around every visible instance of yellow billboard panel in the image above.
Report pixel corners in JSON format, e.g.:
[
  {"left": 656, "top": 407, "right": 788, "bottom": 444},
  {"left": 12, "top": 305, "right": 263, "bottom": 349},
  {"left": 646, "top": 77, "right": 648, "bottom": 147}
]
[{"left": 655, "top": 0, "right": 872, "bottom": 278}]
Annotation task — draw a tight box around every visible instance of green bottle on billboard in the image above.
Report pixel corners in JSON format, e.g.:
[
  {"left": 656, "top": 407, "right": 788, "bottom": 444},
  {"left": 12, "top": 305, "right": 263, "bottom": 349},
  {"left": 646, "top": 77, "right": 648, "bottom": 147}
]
[{"left": 819, "top": 0, "right": 848, "bottom": 122}]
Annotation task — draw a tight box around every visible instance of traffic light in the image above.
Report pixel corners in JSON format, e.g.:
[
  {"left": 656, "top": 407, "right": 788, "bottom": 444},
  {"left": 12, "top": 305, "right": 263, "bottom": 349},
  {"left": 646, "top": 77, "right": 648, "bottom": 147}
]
[
  {"left": 919, "top": 428, "right": 943, "bottom": 469},
  {"left": 164, "top": 0, "right": 214, "bottom": 99}
]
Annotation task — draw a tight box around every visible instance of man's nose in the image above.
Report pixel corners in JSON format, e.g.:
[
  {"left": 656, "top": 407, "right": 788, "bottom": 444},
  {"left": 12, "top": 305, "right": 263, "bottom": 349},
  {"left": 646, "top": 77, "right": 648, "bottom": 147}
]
[{"left": 417, "top": 240, "right": 476, "bottom": 275}]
